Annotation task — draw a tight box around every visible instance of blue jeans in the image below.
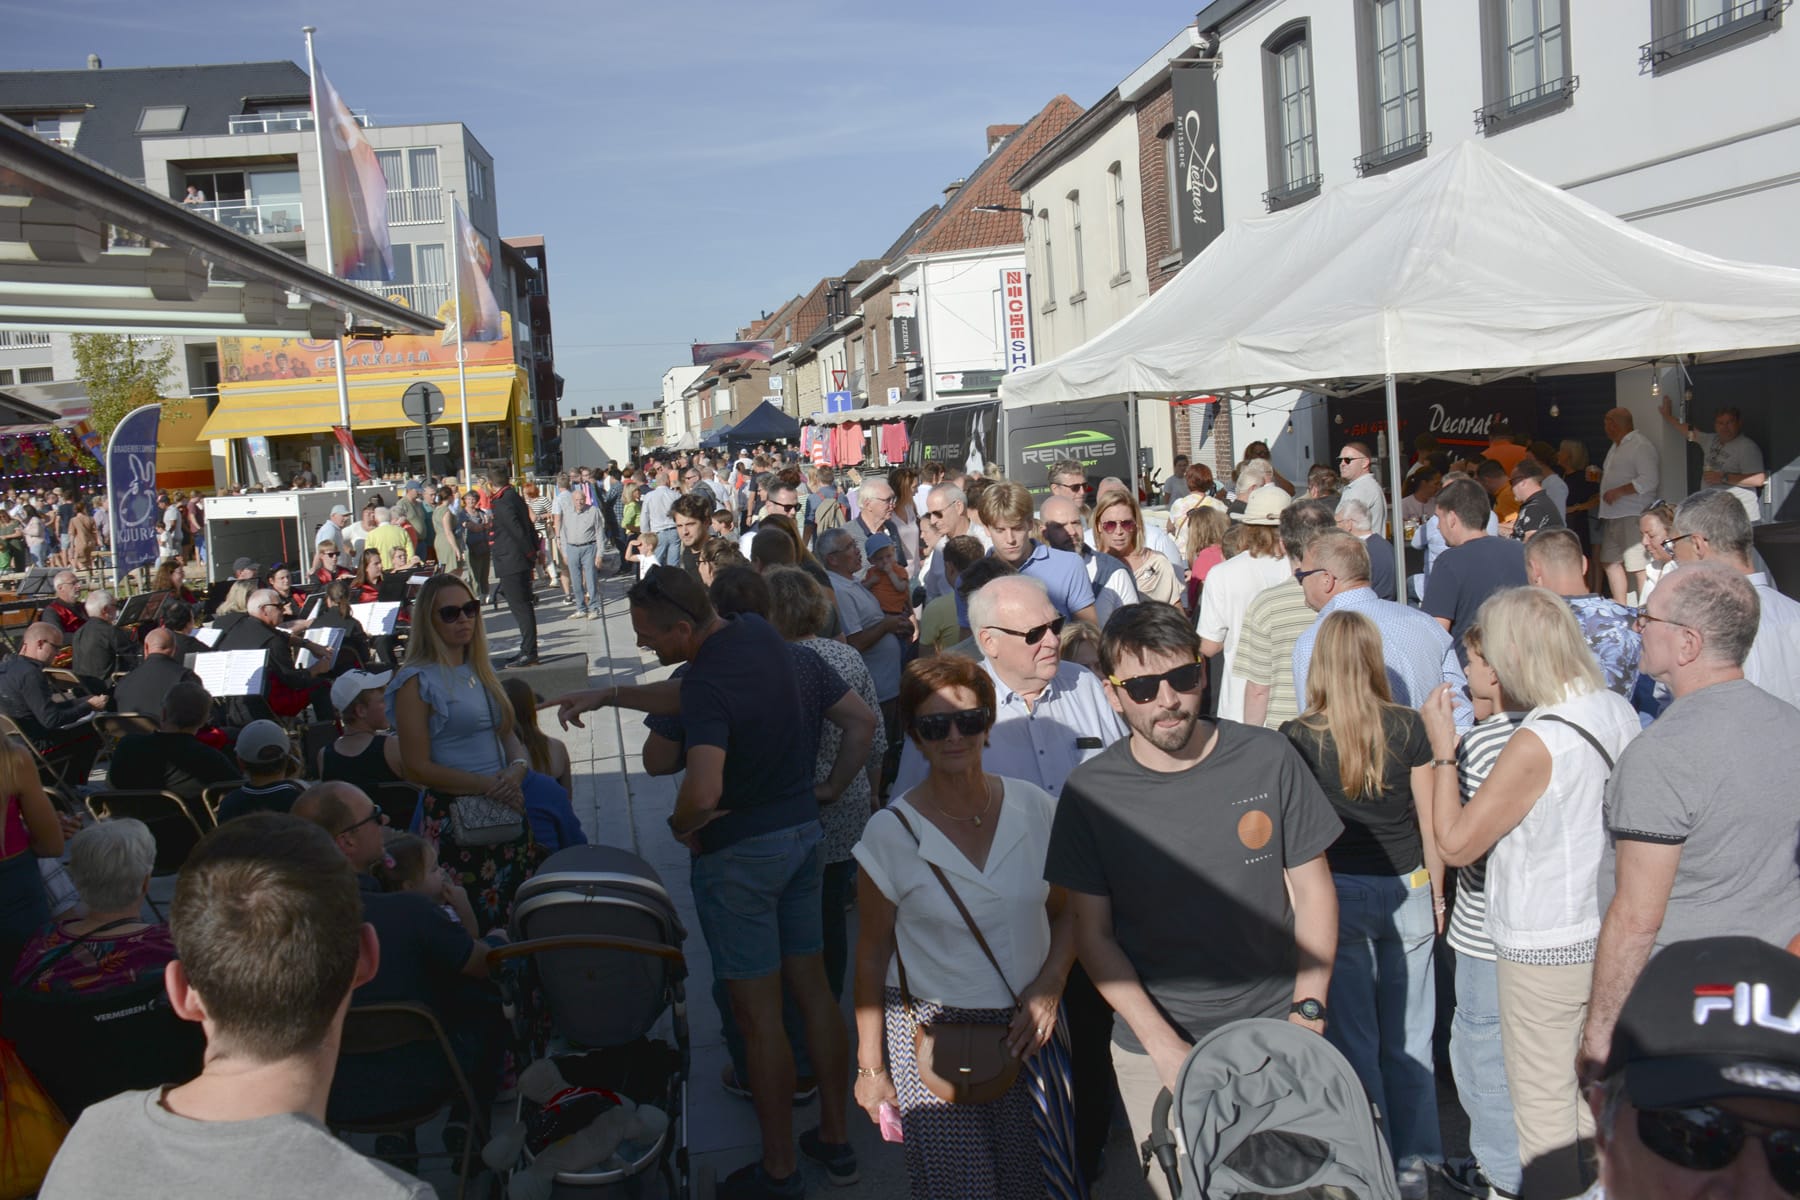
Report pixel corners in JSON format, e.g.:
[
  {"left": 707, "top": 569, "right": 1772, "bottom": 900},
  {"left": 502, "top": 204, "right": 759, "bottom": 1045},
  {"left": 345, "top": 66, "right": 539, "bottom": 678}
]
[
  {"left": 690, "top": 821, "right": 823, "bottom": 981},
  {"left": 1326, "top": 870, "right": 1443, "bottom": 1167},
  {"left": 1452, "top": 950, "right": 1522, "bottom": 1195},
  {"left": 564, "top": 541, "right": 598, "bottom": 613},
  {"left": 653, "top": 528, "right": 682, "bottom": 566}
]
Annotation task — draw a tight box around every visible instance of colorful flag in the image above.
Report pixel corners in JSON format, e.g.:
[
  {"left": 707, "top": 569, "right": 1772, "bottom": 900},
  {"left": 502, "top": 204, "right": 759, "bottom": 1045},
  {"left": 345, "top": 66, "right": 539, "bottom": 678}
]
[
  {"left": 691, "top": 340, "right": 775, "bottom": 366},
  {"left": 311, "top": 61, "right": 393, "bottom": 281},
  {"left": 452, "top": 197, "right": 504, "bottom": 343},
  {"left": 331, "top": 425, "right": 374, "bottom": 481}
]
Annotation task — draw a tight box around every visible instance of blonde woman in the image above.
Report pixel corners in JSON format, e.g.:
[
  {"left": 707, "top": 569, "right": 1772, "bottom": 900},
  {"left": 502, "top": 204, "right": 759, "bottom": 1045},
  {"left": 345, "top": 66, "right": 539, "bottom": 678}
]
[
  {"left": 1282, "top": 611, "right": 1442, "bottom": 1193},
  {"left": 389, "top": 572, "right": 550, "bottom": 930},
  {"left": 1421, "top": 587, "right": 1639, "bottom": 1200},
  {"left": 213, "top": 579, "right": 255, "bottom": 616},
  {"left": 1093, "top": 487, "right": 1182, "bottom": 607}
]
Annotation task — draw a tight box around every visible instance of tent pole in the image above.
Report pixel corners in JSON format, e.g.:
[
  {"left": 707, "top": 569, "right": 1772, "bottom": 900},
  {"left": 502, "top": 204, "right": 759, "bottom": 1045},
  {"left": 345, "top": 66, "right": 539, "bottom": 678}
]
[
  {"left": 1383, "top": 371, "right": 1407, "bottom": 598},
  {"left": 1126, "top": 391, "right": 1141, "bottom": 499}
]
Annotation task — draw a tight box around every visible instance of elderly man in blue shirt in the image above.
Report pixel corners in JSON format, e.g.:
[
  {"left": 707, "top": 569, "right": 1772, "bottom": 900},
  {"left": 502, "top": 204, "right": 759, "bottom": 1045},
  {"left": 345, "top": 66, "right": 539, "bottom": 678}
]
[{"left": 892, "top": 570, "right": 1125, "bottom": 1184}]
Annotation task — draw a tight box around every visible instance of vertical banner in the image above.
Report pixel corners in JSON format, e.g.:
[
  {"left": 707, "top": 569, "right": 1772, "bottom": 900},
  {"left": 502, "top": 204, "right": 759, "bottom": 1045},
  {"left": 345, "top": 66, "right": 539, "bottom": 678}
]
[
  {"left": 105, "top": 404, "right": 162, "bottom": 584},
  {"left": 1000, "top": 268, "right": 1033, "bottom": 373},
  {"left": 311, "top": 61, "right": 393, "bottom": 281},
  {"left": 451, "top": 197, "right": 504, "bottom": 342},
  {"left": 1170, "top": 64, "right": 1225, "bottom": 260}
]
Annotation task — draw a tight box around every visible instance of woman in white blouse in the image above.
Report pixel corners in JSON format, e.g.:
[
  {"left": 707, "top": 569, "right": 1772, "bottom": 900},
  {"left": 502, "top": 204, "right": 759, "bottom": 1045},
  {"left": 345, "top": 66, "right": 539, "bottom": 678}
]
[
  {"left": 852, "top": 655, "right": 1079, "bottom": 1199},
  {"left": 1421, "top": 587, "right": 1639, "bottom": 1200}
]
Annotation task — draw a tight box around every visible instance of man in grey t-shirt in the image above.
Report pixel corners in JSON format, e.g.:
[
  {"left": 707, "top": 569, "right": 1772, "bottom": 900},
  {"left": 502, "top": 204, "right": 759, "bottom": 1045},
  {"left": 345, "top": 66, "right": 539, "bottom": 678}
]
[
  {"left": 41, "top": 814, "right": 430, "bottom": 1200},
  {"left": 1581, "top": 562, "right": 1800, "bottom": 1078}
]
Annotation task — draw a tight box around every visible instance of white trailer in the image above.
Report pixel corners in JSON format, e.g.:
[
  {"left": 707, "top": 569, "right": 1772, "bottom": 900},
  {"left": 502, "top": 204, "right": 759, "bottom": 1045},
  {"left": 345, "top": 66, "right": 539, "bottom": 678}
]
[
  {"left": 201, "top": 488, "right": 356, "bottom": 583},
  {"left": 562, "top": 425, "right": 635, "bottom": 473}
]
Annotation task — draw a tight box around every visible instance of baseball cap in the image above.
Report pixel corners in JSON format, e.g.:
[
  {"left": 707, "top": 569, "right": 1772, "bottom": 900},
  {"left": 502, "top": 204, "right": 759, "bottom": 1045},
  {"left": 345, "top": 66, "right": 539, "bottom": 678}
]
[
  {"left": 231, "top": 556, "right": 261, "bottom": 575},
  {"left": 329, "top": 503, "right": 351, "bottom": 517},
  {"left": 234, "top": 719, "right": 290, "bottom": 767},
  {"left": 862, "top": 533, "right": 894, "bottom": 558},
  {"left": 1233, "top": 488, "right": 1293, "bottom": 526},
  {"left": 1605, "top": 937, "right": 1800, "bottom": 1109},
  {"left": 330, "top": 668, "right": 393, "bottom": 713}
]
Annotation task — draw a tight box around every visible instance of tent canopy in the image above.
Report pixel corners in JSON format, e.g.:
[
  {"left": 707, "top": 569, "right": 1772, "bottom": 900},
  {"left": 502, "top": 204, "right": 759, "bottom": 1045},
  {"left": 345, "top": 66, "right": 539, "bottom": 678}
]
[
  {"left": 722, "top": 400, "right": 799, "bottom": 446},
  {"left": 1000, "top": 141, "right": 1800, "bottom": 409}
]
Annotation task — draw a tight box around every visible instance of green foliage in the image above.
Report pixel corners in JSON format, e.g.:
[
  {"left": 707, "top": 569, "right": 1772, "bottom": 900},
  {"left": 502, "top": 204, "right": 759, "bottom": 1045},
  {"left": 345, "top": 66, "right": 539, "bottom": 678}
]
[{"left": 69, "top": 333, "right": 177, "bottom": 447}]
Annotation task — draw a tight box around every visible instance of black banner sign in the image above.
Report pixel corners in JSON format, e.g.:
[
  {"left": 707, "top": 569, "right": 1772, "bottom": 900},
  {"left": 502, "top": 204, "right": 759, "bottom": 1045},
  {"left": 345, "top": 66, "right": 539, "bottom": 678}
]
[{"left": 1170, "top": 64, "right": 1225, "bottom": 260}]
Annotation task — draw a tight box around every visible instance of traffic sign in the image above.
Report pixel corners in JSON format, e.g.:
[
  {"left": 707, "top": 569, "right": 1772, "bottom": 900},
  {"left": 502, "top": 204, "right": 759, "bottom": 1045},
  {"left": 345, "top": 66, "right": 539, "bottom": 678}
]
[{"left": 402, "top": 381, "right": 445, "bottom": 426}]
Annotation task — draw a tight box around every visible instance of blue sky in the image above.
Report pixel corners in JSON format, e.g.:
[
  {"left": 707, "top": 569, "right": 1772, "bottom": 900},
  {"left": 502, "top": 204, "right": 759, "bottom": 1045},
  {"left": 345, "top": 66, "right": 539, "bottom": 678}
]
[{"left": 7, "top": 0, "right": 1199, "bottom": 417}]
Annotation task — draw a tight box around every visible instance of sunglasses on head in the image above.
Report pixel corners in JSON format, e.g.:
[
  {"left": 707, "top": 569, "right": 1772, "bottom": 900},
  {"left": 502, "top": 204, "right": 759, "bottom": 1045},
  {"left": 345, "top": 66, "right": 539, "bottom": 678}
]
[
  {"left": 912, "top": 707, "right": 991, "bottom": 741},
  {"left": 644, "top": 568, "right": 704, "bottom": 625},
  {"left": 985, "top": 616, "right": 1065, "bottom": 646},
  {"left": 1109, "top": 659, "right": 1206, "bottom": 704},
  {"left": 437, "top": 600, "right": 481, "bottom": 622},
  {"left": 1636, "top": 1104, "right": 1800, "bottom": 1193}
]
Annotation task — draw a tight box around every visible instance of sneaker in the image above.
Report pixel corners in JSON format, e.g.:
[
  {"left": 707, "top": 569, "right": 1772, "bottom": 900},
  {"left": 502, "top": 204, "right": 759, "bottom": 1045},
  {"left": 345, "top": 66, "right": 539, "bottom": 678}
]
[
  {"left": 718, "top": 1161, "right": 804, "bottom": 1199},
  {"left": 799, "top": 1128, "right": 859, "bottom": 1187},
  {"left": 1397, "top": 1157, "right": 1431, "bottom": 1200},
  {"left": 586, "top": 610, "right": 600, "bottom": 621},
  {"left": 574, "top": 610, "right": 588, "bottom": 620},
  {"left": 1441, "top": 1157, "right": 1489, "bottom": 1198}
]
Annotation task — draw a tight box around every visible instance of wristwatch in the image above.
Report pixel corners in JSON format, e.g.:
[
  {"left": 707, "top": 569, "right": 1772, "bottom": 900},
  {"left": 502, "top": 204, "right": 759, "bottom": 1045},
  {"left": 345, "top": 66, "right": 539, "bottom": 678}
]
[{"left": 1290, "top": 998, "right": 1327, "bottom": 1022}]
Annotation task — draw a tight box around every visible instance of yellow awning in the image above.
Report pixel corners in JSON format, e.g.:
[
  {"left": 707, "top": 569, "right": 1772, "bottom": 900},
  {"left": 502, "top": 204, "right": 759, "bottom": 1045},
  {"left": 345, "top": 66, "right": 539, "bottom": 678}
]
[{"left": 197, "top": 368, "right": 521, "bottom": 440}]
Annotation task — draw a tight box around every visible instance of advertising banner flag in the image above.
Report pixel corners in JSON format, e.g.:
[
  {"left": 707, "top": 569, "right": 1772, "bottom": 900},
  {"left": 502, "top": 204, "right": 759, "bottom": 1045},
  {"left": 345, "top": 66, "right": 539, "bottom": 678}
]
[
  {"left": 331, "top": 425, "right": 374, "bottom": 481},
  {"left": 310, "top": 61, "right": 393, "bottom": 281},
  {"left": 452, "top": 197, "right": 504, "bottom": 343},
  {"left": 1000, "top": 268, "right": 1033, "bottom": 372},
  {"left": 1170, "top": 64, "right": 1225, "bottom": 261},
  {"left": 105, "top": 404, "right": 162, "bottom": 580},
  {"left": 691, "top": 341, "right": 775, "bottom": 366}
]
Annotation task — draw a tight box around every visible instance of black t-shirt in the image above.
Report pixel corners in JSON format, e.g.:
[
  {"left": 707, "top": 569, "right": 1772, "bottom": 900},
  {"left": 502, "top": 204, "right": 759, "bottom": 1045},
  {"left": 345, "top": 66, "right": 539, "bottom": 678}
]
[
  {"left": 682, "top": 614, "right": 821, "bottom": 854},
  {"left": 1513, "top": 491, "right": 1565, "bottom": 541},
  {"left": 1279, "top": 708, "right": 1432, "bottom": 876},
  {"left": 107, "top": 732, "right": 240, "bottom": 801},
  {"left": 352, "top": 875, "right": 474, "bottom": 1008},
  {"left": 1421, "top": 535, "right": 1527, "bottom": 646},
  {"left": 1045, "top": 721, "right": 1343, "bottom": 1049}
]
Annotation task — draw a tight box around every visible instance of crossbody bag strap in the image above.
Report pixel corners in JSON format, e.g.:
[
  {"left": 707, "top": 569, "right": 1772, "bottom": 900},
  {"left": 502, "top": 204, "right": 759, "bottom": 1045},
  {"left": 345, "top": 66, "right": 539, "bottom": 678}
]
[
  {"left": 891, "top": 803, "right": 1021, "bottom": 1009},
  {"left": 1536, "top": 713, "right": 1615, "bottom": 772}
]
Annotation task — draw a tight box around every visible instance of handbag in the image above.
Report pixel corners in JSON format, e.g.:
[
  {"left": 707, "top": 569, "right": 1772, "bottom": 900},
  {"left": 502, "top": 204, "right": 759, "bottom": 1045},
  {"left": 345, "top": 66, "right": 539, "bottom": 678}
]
[
  {"left": 445, "top": 684, "right": 526, "bottom": 846},
  {"left": 889, "top": 807, "right": 1023, "bottom": 1106}
]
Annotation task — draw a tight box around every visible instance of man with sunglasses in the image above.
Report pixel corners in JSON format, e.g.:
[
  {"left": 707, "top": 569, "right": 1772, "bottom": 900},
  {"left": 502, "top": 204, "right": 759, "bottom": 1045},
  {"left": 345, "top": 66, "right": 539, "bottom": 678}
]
[
  {"left": 842, "top": 478, "right": 909, "bottom": 575},
  {"left": 1582, "top": 937, "right": 1800, "bottom": 1200},
  {"left": 1337, "top": 441, "right": 1387, "bottom": 542},
  {"left": 1292, "top": 531, "right": 1454, "bottom": 712},
  {"left": 919, "top": 482, "right": 989, "bottom": 602},
  {"left": 0, "top": 620, "right": 107, "bottom": 784},
  {"left": 1581, "top": 562, "right": 1800, "bottom": 1082},
  {"left": 1046, "top": 603, "right": 1341, "bottom": 1200},
  {"left": 215, "top": 587, "right": 334, "bottom": 725}
]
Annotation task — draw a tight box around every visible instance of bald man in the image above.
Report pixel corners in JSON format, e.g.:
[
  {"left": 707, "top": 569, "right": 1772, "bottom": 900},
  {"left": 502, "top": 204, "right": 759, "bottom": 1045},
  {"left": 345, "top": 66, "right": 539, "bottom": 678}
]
[
  {"left": 0, "top": 620, "right": 106, "bottom": 783},
  {"left": 1039, "top": 494, "right": 1139, "bottom": 623},
  {"left": 114, "top": 625, "right": 202, "bottom": 719},
  {"left": 1597, "top": 407, "right": 1660, "bottom": 603}
]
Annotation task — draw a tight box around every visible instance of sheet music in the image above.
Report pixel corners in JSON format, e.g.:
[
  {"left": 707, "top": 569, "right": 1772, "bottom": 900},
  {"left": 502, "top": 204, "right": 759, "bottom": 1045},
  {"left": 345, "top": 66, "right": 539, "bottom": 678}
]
[
  {"left": 194, "top": 625, "right": 224, "bottom": 647},
  {"left": 408, "top": 575, "right": 432, "bottom": 586},
  {"left": 296, "top": 625, "right": 344, "bottom": 671},
  {"left": 350, "top": 601, "right": 400, "bottom": 636},
  {"left": 190, "top": 649, "right": 267, "bottom": 697}
]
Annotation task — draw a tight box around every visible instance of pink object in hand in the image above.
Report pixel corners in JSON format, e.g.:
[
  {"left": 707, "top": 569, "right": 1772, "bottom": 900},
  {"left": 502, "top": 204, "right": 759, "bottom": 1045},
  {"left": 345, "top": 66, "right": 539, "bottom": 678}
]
[{"left": 878, "top": 1102, "right": 904, "bottom": 1144}]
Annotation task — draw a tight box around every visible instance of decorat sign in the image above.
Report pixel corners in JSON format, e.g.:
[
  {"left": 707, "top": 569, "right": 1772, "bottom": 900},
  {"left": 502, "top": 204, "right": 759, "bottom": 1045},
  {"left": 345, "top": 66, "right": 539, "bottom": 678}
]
[
  {"left": 892, "top": 291, "right": 920, "bottom": 361},
  {"left": 1170, "top": 64, "right": 1225, "bottom": 259},
  {"left": 891, "top": 294, "right": 917, "bottom": 319},
  {"left": 1000, "top": 268, "right": 1033, "bottom": 372}
]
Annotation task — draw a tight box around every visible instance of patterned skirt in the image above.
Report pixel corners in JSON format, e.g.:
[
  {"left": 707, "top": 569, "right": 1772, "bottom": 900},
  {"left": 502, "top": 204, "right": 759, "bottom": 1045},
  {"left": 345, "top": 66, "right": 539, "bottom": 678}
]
[{"left": 884, "top": 987, "right": 1087, "bottom": 1200}]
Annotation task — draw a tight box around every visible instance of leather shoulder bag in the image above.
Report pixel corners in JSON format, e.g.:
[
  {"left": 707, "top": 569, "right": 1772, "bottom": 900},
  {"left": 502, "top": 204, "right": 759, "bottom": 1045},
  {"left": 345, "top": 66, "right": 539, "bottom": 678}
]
[{"left": 890, "top": 805, "right": 1023, "bottom": 1105}]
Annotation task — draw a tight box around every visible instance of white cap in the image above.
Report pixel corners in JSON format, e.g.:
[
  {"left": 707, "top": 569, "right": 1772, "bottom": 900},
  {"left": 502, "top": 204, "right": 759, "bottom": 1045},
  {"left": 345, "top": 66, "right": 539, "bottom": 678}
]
[{"left": 330, "top": 669, "right": 393, "bottom": 713}]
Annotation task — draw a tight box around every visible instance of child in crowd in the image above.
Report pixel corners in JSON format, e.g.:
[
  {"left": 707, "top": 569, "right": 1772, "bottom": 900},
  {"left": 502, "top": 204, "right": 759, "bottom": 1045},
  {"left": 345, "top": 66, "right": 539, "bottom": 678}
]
[
  {"left": 501, "top": 677, "right": 587, "bottom": 854},
  {"left": 919, "top": 534, "right": 985, "bottom": 655},
  {"left": 626, "top": 529, "right": 658, "bottom": 579},
  {"left": 859, "top": 533, "right": 910, "bottom": 619},
  {"left": 710, "top": 508, "right": 736, "bottom": 539},
  {"left": 373, "top": 832, "right": 484, "bottom": 940}
]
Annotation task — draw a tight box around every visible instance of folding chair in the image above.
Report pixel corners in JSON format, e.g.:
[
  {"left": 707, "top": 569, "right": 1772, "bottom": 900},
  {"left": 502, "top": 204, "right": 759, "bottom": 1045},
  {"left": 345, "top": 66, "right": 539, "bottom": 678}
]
[
  {"left": 43, "top": 666, "right": 87, "bottom": 696},
  {"left": 329, "top": 1003, "right": 489, "bottom": 1199},
  {"left": 200, "top": 781, "right": 243, "bottom": 828},
  {"left": 85, "top": 790, "right": 208, "bottom": 912},
  {"left": 92, "top": 711, "right": 158, "bottom": 767},
  {"left": 0, "top": 714, "right": 81, "bottom": 810},
  {"left": 372, "top": 780, "right": 425, "bottom": 832}
]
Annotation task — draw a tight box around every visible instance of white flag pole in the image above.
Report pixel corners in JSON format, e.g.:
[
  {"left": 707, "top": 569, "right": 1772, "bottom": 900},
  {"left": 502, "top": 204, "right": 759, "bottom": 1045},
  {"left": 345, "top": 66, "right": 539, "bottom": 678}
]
[
  {"left": 451, "top": 189, "right": 473, "bottom": 487},
  {"left": 303, "top": 25, "right": 357, "bottom": 514}
]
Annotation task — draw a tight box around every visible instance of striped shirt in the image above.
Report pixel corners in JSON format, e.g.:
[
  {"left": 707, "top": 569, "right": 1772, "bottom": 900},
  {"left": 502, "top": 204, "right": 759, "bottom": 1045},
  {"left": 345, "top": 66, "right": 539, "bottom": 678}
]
[
  {"left": 1232, "top": 579, "right": 1316, "bottom": 729},
  {"left": 1445, "top": 711, "right": 1526, "bottom": 961}
]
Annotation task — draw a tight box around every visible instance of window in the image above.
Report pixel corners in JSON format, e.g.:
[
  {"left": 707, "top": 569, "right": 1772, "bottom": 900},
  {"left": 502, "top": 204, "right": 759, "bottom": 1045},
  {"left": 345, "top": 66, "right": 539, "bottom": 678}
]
[
  {"left": 1477, "top": 0, "right": 1576, "bottom": 130},
  {"left": 19, "top": 367, "right": 54, "bottom": 384},
  {"left": 0, "top": 369, "right": 12, "bottom": 385},
  {"left": 1355, "top": 0, "right": 1430, "bottom": 174},
  {"left": 468, "top": 159, "right": 490, "bottom": 200},
  {"left": 1644, "top": 0, "right": 1786, "bottom": 71},
  {"left": 406, "top": 148, "right": 440, "bottom": 190},
  {"left": 1067, "top": 190, "right": 1085, "bottom": 299},
  {"left": 1161, "top": 129, "right": 1182, "bottom": 255},
  {"left": 1108, "top": 162, "right": 1129, "bottom": 279},
  {"left": 1261, "top": 22, "right": 1322, "bottom": 210},
  {"left": 375, "top": 149, "right": 404, "bottom": 191},
  {"left": 1039, "top": 209, "right": 1056, "bottom": 307},
  {"left": 136, "top": 106, "right": 187, "bottom": 133}
]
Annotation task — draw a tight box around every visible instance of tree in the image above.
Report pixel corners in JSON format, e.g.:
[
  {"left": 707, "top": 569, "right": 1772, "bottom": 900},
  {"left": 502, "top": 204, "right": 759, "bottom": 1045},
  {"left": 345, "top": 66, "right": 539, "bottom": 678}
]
[{"left": 69, "top": 333, "right": 181, "bottom": 448}]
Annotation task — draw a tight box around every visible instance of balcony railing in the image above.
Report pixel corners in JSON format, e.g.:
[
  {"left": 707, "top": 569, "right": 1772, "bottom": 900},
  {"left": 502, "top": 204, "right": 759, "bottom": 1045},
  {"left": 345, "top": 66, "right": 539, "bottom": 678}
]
[
  {"left": 1640, "top": 0, "right": 1789, "bottom": 69},
  {"left": 190, "top": 199, "right": 304, "bottom": 237},
  {"left": 0, "top": 330, "right": 54, "bottom": 349},
  {"left": 226, "top": 110, "right": 370, "bottom": 135},
  {"left": 386, "top": 187, "right": 443, "bottom": 226},
  {"left": 352, "top": 280, "right": 452, "bottom": 316}
]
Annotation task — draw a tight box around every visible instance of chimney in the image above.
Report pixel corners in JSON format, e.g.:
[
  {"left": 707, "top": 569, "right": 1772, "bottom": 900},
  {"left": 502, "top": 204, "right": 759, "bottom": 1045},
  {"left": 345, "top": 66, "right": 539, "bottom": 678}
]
[
  {"left": 86, "top": 54, "right": 102, "bottom": 69},
  {"left": 943, "top": 177, "right": 966, "bottom": 200},
  {"left": 986, "top": 123, "right": 1020, "bottom": 153}
]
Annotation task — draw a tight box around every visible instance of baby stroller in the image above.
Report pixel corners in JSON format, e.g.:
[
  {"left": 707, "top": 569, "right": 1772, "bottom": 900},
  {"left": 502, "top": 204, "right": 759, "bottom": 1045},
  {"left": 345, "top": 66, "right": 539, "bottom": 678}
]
[
  {"left": 1145, "top": 1018, "right": 1399, "bottom": 1199},
  {"left": 491, "top": 845, "right": 701, "bottom": 1198}
]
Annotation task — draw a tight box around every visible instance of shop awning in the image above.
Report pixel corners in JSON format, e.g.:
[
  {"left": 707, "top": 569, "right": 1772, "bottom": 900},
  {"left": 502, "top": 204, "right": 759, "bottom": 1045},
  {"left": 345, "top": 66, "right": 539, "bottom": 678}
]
[{"left": 197, "top": 367, "right": 521, "bottom": 440}]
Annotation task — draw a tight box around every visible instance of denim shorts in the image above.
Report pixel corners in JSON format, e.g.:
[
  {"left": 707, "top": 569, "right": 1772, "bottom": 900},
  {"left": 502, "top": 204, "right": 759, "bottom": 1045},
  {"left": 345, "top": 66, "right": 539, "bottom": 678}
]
[{"left": 691, "top": 821, "right": 824, "bottom": 981}]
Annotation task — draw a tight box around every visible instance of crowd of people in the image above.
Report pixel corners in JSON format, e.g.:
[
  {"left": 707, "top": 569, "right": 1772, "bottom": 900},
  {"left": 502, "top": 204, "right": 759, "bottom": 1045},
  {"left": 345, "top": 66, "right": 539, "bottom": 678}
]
[{"left": 3, "top": 404, "right": 1798, "bottom": 1200}]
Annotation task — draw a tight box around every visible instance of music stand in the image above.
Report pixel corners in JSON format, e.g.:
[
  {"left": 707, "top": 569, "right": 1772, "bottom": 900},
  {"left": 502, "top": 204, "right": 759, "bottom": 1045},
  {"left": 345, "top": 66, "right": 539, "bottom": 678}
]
[{"left": 15, "top": 568, "right": 56, "bottom": 596}]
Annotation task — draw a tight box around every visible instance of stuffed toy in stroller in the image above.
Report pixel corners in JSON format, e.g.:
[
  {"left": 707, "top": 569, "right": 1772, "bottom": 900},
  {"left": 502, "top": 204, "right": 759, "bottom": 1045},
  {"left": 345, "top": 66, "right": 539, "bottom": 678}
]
[{"left": 482, "top": 1057, "right": 671, "bottom": 1200}]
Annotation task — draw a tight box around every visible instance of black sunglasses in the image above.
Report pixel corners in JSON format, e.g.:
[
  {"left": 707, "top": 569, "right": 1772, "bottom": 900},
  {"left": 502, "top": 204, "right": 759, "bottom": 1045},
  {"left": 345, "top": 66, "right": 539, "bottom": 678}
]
[
  {"left": 437, "top": 600, "right": 481, "bottom": 622},
  {"left": 1294, "top": 566, "right": 1330, "bottom": 584},
  {"left": 912, "top": 707, "right": 991, "bottom": 741},
  {"left": 1109, "top": 659, "right": 1206, "bottom": 704},
  {"left": 1637, "top": 1104, "right": 1800, "bottom": 1193},
  {"left": 767, "top": 499, "right": 799, "bottom": 513},
  {"left": 985, "top": 616, "right": 1065, "bottom": 646},
  {"left": 338, "top": 807, "right": 388, "bottom": 837}
]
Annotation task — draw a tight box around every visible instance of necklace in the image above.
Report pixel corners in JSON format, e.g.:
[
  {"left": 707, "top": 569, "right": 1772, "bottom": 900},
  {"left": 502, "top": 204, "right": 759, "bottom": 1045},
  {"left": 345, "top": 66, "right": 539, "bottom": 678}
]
[{"left": 926, "top": 777, "right": 998, "bottom": 827}]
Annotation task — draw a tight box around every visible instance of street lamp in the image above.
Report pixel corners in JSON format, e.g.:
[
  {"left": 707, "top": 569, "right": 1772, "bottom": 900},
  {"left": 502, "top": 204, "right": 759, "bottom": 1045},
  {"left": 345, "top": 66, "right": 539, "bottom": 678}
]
[{"left": 972, "top": 204, "right": 1034, "bottom": 216}]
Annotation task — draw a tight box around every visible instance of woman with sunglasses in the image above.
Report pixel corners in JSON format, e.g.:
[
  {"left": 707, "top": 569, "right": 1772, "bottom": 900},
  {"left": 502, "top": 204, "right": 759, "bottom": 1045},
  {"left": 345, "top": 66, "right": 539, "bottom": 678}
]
[
  {"left": 1093, "top": 487, "right": 1182, "bottom": 609},
  {"left": 1282, "top": 611, "right": 1445, "bottom": 1194},
  {"left": 310, "top": 543, "right": 350, "bottom": 586},
  {"left": 1421, "top": 587, "right": 1640, "bottom": 1200},
  {"left": 388, "top": 573, "right": 553, "bottom": 932},
  {"left": 852, "top": 654, "right": 1080, "bottom": 1199}
]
